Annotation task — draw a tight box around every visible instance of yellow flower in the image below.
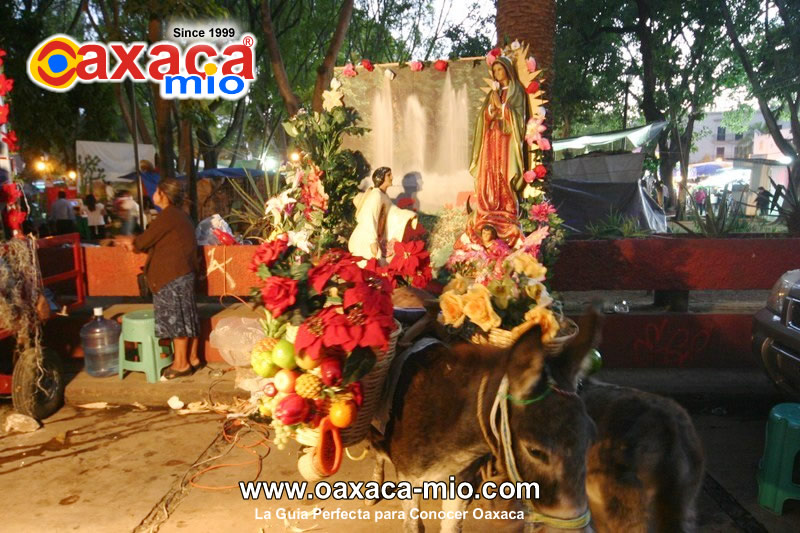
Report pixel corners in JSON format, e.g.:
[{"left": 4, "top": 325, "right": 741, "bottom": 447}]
[
  {"left": 522, "top": 306, "right": 560, "bottom": 343},
  {"left": 488, "top": 278, "right": 514, "bottom": 309},
  {"left": 511, "top": 253, "right": 547, "bottom": 280},
  {"left": 524, "top": 281, "right": 553, "bottom": 308},
  {"left": 523, "top": 185, "right": 544, "bottom": 199},
  {"left": 462, "top": 284, "right": 502, "bottom": 332},
  {"left": 440, "top": 291, "right": 466, "bottom": 328},
  {"left": 443, "top": 274, "right": 469, "bottom": 295}
]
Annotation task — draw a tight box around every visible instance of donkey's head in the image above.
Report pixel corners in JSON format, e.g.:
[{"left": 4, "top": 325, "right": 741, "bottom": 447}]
[{"left": 503, "top": 310, "right": 602, "bottom": 531}]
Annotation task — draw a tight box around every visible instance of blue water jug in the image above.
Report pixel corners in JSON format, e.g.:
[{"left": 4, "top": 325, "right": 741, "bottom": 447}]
[{"left": 81, "top": 307, "right": 121, "bottom": 377}]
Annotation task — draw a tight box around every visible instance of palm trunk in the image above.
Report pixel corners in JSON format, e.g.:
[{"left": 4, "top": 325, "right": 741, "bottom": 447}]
[{"left": 148, "top": 16, "right": 175, "bottom": 179}]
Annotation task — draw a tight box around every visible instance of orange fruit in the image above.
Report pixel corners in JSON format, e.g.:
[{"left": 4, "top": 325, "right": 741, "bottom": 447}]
[{"left": 329, "top": 401, "right": 357, "bottom": 428}]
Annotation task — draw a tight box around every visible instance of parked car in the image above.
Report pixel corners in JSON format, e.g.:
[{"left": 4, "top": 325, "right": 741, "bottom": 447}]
[{"left": 752, "top": 270, "right": 800, "bottom": 399}]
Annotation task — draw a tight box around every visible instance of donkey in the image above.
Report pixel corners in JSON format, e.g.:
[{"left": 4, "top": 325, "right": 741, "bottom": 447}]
[
  {"left": 369, "top": 311, "right": 602, "bottom": 533},
  {"left": 579, "top": 378, "right": 704, "bottom": 533}
]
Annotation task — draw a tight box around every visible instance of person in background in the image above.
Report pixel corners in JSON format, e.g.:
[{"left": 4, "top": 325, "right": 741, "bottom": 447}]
[
  {"left": 104, "top": 180, "right": 115, "bottom": 203},
  {"left": 117, "top": 179, "right": 200, "bottom": 379},
  {"left": 119, "top": 190, "right": 140, "bottom": 235},
  {"left": 49, "top": 190, "right": 76, "bottom": 235},
  {"left": 693, "top": 188, "right": 707, "bottom": 215},
  {"left": 84, "top": 194, "right": 107, "bottom": 240},
  {"left": 756, "top": 187, "right": 772, "bottom": 216}
]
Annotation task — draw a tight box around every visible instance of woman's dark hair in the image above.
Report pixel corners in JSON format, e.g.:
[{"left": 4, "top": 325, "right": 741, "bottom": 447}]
[
  {"left": 85, "top": 194, "right": 97, "bottom": 212},
  {"left": 157, "top": 178, "right": 185, "bottom": 207},
  {"left": 481, "top": 224, "right": 498, "bottom": 240},
  {"left": 372, "top": 167, "right": 392, "bottom": 188}
]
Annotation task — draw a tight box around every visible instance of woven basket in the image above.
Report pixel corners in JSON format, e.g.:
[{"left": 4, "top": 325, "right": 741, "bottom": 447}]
[
  {"left": 339, "top": 320, "right": 402, "bottom": 447},
  {"left": 468, "top": 317, "right": 578, "bottom": 355}
]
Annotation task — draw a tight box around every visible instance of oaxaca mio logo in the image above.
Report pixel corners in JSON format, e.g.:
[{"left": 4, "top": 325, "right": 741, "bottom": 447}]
[{"left": 27, "top": 33, "right": 256, "bottom": 100}]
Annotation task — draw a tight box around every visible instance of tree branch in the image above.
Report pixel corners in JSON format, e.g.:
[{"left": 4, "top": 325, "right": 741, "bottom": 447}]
[
  {"left": 311, "top": 0, "right": 354, "bottom": 112},
  {"left": 261, "top": 0, "right": 302, "bottom": 115}
]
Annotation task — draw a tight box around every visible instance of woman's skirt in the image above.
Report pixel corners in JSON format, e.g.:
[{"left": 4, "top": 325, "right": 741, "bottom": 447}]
[{"left": 153, "top": 272, "right": 199, "bottom": 338}]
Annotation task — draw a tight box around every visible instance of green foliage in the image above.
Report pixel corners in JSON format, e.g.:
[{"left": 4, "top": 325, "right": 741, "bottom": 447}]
[
  {"left": 722, "top": 103, "right": 756, "bottom": 135},
  {"left": 227, "top": 169, "right": 283, "bottom": 239},
  {"left": 283, "top": 106, "right": 368, "bottom": 237},
  {"left": 679, "top": 190, "right": 752, "bottom": 236},
  {"left": 769, "top": 177, "right": 800, "bottom": 235},
  {"left": 586, "top": 210, "right": 652, "bottom": 239}
]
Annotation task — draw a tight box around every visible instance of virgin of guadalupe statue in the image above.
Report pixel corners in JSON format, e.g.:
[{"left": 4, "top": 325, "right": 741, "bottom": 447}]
[
  {"left": 348, "top": 167, "right": 418, "bottom": 264},
  {"left": 461, "top": 56, "right": 526, "bottom": 248}
]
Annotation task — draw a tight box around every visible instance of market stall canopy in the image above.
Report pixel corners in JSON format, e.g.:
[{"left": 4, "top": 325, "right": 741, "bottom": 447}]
[
  {"left": 114, "top": 168, "right": 264, "bottom": 197},
  {"left": 552, "top": 122, "right": 667, "bottom": 155},
  {"left": 75, "top": 141, "right": 156, "bottom": 184},
  {"left": 549, "top": 152, "right": 667, "bottom": 233}
]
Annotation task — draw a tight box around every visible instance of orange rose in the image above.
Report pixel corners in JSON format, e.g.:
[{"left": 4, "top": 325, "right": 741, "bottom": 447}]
[
  {"left": 462, "top": 285, "right": 501, "bottom": 332},
  {"left": 522, "top": 306, "right": 560, "bottom": 342},
  {"left": 443, "top": 274, "right": 469, "bottom": 295},
  {"left": 511, "top": 253, "right": 547, "bottom": 280},
  {"left": 440, "top": 291, "right": 466, "bottom": 328}
]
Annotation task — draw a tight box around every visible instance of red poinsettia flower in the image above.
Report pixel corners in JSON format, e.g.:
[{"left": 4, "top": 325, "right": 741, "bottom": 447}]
[
  {"left": 3, "top": 208, "right": 26, "bottom": 231},
  {"left": 361, "top": 59, "right": 374, "bottom": 72},
  {"left": 1, "top": 182, "right": 21, "bottom": 204},
  {"left": 321, "top": 306, "right": 360, "bottom": 351},
  {"left": 526, "top": 81, "right": 540, "bottom": 94},
  {"left": 1, "top": 130, "right": 18, "bottom": 152},
  {"left": 0, "top": 74, "right": 14, "bottom": 97},
  {"left": 534, "top": 164, "right": 547, "bottom": 179},
  {"left": 260, "top": 275, "right": 298, "bottom": 317},
  {"left": 0, "top": 103, "right": 9, "bottom": 125},
  {"left": 343, "top": 279, "right": 392, "bottom": 317},
  {"left": 249, "top": 233, "right": 289, "bottom": 272},
  {"left": 296, "top": 307, "right": 342, "bottom": 359},
  {"left": 388, "top": 239, "right": 429, "bottom": 279},
  {"left": 308, "top": 249, "right": 359, "bottom": 292},
  {"left": 433, "top": 59, "right": 448, "bottom": 72}
]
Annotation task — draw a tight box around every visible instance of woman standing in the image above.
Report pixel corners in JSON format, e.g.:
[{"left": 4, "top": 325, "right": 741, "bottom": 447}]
[
  {"left": 117, "top": 179, "right": 200, "bottom": 379},
  {"left": 84, "top": 194, "right": 107, "bottom": 240},
  {"left": 465, "top": 56, "right": 526, "bottom": 248}
]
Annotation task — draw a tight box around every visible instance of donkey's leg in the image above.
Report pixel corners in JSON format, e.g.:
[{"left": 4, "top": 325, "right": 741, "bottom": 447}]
[
  {"left": 440, "top": 496, "right": 469, "bottom": 533},
  {"left": 401, "top": 491, "right": 424, "bottom": 533},
  {"left": 366, "top": 454, "right": 386, "bottom": 507}
]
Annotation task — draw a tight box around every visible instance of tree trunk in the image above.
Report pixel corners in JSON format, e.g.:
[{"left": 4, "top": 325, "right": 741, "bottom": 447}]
[
  {"left": 148, "top": 16, "right": 175, "bottom": 178},
  {"left": 178, "top": 117, "right": 192, "bottom": 175},
  {"left": 262, "top": 0, "right": 302, "bottom": 116},
  {"left": 496, "top": 0, "right": 556, "bottom": 76},
  {"left": 311, "top": 0, "right": 355, "bottom": 112}
]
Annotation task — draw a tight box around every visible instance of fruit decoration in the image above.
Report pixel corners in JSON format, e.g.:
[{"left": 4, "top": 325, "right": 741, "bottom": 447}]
[
  {"left": 251, "top": 349, "right": 278, "bottom": 378},
  {"left": 274, "top": 369, "right": 299, "bottom": 393},
  {"left": 275, "top": 394, "right": 311, "bottom": 425},
  {"left": 271, "top": 339, "right": 297, "bottom": 369},
  {"left": 329, "top": 400, "right": 357, "bottom": 428},
  {"left": 319, "top": 357, "right": 343, "bottom": 386},
  {"left": 295, "top": 373, "right": 324, "bottom": 399}
]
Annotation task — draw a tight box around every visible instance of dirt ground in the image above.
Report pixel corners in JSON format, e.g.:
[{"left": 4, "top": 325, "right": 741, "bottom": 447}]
[{"left": 2, "top": 368, "right": 800, "bottom": 532}]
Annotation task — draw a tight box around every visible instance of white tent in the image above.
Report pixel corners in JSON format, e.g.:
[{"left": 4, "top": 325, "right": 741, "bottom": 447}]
[{"left": 75, "top": 141, "right": 156, "bottom": 185}]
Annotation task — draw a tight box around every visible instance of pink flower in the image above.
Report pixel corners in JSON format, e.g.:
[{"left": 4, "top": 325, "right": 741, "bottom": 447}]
[
  {"left": 486, "top": 53, "right": 497, "bottom": 66},
  {"left": 433, "top": 60, "right": 448, "bottom": 72},
  {"left": 526, "top": 81, "right": 540, "bottom": 94},
  {"left": 534, "top": 164, "right": 547, "bottom": 179},
  {"left": 529, "top": 202, "right": 557, "bottom": 223},
  {"left": 0, "top": 74, "right": 13, "bottom": 97},
  {"left": 526, "top": 57, "right": 537, "bottom": 72},
  {"left": 523, "top": 170, "right": 537, "bottom": 184},
  {"left": 538, "top": 138, "right": 551, "bottom": 151},
  {"left": 361, "top": 59, "right": 374, "bottom": 72},
  {"left": 342, "top": 63, "right": 357, "bottom": 77},
  {"left": 409, "top": 61, "right": 424, "bottom": 72}
]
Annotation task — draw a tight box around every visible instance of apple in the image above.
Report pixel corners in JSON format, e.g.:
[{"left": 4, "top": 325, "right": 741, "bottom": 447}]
[
  {"left": 251, "top": 351, "right": 279, "bottom": 378},
  {"left": 263, "top": 382, "right": 278, "bottom": 397},
  {"left": 320, "top": 357, "right": 343, "bottom": 387},
  {"left": 271, "top": 339, "right": 297, "bottom": 369},
  {"left": 296, "top": 352, "right": 322, "bottom": 370},
  {"left": 275, "top": 394, "right": 311, "bottom": 425},
  {"left": 274, "top": 369, "right": 299, "bottom": 393}
]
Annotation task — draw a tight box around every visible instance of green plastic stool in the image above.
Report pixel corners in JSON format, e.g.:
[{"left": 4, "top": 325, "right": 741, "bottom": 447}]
[
  {"left": 118, "top": 309, "right": 173, "bottom": 383},
  {"left": 758, "top": 403, "right": 800, "bottom": 514}
]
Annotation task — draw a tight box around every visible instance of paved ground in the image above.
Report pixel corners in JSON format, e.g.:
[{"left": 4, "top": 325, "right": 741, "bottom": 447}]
[{"left": 2, "top": 368, "right": 800, "bottom": 533}]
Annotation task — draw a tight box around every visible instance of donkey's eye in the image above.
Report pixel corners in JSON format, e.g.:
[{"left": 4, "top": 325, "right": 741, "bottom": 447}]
[{"left": 528, "top": 448, "right": 550, "bottom": 464}]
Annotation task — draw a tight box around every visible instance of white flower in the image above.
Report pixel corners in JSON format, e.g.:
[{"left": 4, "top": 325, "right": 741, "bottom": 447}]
[
  {"left": 491, "top": 81, "right": 501, "bottom": 91},
  {"left": 287, "top": 229, "right": 313, "bottom": 253},
  {"left": 537, "top": 107, "right": 547, "bottom": 117},
  {"left": 511, "top": 40, "right": 521, "bottom": 50},
  {"left": 330, "top": 77, "right": 342, "bottom": 90},
  {"left": 384, "top": 69, "right": 396, "bottom": 80},
  {"left": 296, "top": 108, "right": 307, "bottom": 115},
  {"left": 265, "top": 190, "right": 297, "bottom": 224},
  {"left": 523, "top": 185, "right": 544, "bottom": 199}
]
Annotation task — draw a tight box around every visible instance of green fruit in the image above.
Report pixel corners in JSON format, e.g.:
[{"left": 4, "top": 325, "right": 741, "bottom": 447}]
[
  {"left": 271, "top": 339, "right": 297, "bottom": 369},
  {"left": 251, "top": 351, "right": 279, "bottom": 378},
  {"left": 587, "top": 349, "right": 603, "bottom": 375}
]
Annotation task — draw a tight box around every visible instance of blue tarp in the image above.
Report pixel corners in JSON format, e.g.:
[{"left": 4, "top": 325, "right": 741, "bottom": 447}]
[{"left": 115, "top": 168, "right": 263, "bottom": 197}]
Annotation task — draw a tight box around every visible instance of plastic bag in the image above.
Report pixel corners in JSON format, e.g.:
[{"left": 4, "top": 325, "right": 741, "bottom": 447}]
[
  {"left": 209, "top": 317, "right": 264, "bottom": 366},
  {"left": 196, "top": 214, "right": 238, "bottom": 245}
]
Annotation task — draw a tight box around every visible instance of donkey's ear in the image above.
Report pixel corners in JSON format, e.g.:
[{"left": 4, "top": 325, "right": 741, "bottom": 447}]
[
  {"left": 507, "top": 324, "right": 546, "bottom": 398},
  {"left": 553, "top": 306, "right": 603, "bottom": 389}
]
